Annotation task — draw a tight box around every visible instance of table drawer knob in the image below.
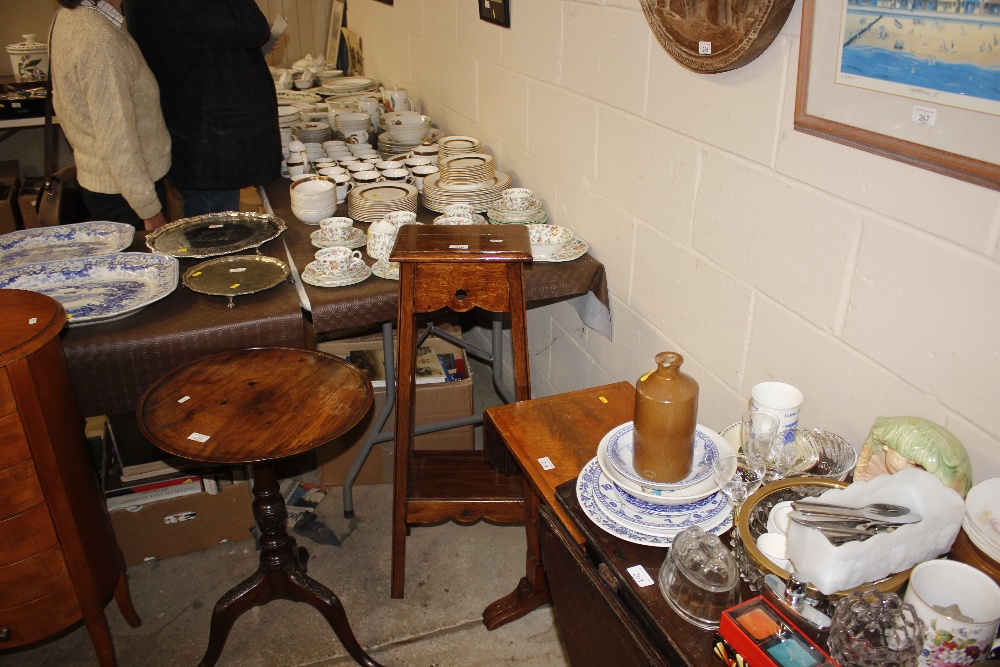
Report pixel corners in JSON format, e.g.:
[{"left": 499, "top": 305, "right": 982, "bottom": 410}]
[{"left": 0, "top": 626, "right": 11, "bottom": 643}]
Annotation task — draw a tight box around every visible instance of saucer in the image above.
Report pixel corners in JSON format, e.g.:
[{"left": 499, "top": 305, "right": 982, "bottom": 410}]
[
  {"left": 604, "top": 421, "right": 721, "bottom": 490},
  {"left": 371, "top": 259, "right": 400, "bottom": 281},
  {"left": 301, "top": 259, "right": 371, "bottom": 287},
  {"left": 310, "top": 227, "right": 366, "bottom": 249}
]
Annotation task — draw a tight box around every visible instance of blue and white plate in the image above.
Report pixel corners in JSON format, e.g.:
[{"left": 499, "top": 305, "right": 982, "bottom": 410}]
[
  {"left": 597, "top": 440, "right": 725, "bottom": 506},
  {"left": 604, "top": 421, "right": 724, "bottom": 490},
  {"left": 576, "top": 458, "right": 732, "bottom": 547},
  {"left": 0, "top": 221, "right": 134, "bottom": 269},
  {"left": 0, "top": 252, "right": 179, "bottom": 326},
  {"left": 593, "top": 466, "right": 731, "bottom": 535}
]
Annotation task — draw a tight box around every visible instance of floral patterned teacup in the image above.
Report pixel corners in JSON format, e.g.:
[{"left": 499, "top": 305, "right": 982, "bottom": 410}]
[{"left": 904, "top": 559, "right": 1000, "bottom": 666}]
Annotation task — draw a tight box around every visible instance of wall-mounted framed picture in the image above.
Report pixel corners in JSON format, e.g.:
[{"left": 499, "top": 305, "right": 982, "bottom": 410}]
[
  {"left": 795, "top": 0, "right": 1000, "bottom": 192},
  {"left": 479, "top": 0, "right": 511, "bottom": 28},
  {"left": 373, "top": 0, "right": 393, "bottom": 5}
]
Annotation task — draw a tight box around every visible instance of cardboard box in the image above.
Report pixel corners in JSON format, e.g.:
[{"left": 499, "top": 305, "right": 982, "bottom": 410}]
[
  {"left": 18, "top": 177, "right": 43, "bottom": 229},
  {"left": 315, "top": 333, "right": 474, "bottom": 487},
  {"left": 109, "top": 483, "right": 255, "bottom": 565},
  {"left": 0, "top": 160, "right": 22, "bottom": 234}
]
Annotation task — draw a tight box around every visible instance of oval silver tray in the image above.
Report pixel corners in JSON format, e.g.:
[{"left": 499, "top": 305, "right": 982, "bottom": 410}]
[
  {"left": 146, "top": 212, "right": 287, "bottom": 259},
  {"left": 182, "top": 255, "right": 290, "bottom": 308}
]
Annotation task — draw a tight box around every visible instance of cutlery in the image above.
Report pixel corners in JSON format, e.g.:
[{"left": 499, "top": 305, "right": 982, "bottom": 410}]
[{"left": 791, "top": 500, "right": 921, "bottom": 524}]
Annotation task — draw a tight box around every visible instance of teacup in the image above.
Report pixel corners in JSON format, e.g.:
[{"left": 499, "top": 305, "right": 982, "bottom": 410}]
[
  {"left": 361, "top": 156, "right": 381, "bottom": 164},
  {"left": 410, "top": 165, "right": 438, "bottom": 193},
  {"left": 381, "top": 168, "right": 413, "bottom": 183},
  {"left": 352, "top": 170, "right": 383, "bottom": 185},
  {"left": 412, "top": 144, "right": 439, "bottom": 157},
  {"left": 375, "top": 160, "right": 404, "bottom": 172},
  {"left": 347, "top": 162, "right": 372, "bottom": 174},
  {"left": 314, "top": 247, "right": 363, "bottom": 277},
  {"left": 330, "top": 173, "right": 354, "bottom": 202},
  {"left": 443, "top": 203, "right": 476, "bottom": 217},
  {"left": 319, "top": 216, "right": 354, "bottom": 241},
  {"left": 404, "top": 156, "right": 433, "bottom": 169},
  {"left": 318, "top": 166, "right": 347, "bottom": 177},
  {"left": 383, "top": 211, "right": 417, "bottom": 226},
  {"left": 501, "top": 188, "right": 533, "bottom": 210},
  {"left": 904, "top": 559, "right": 1000, "bottom": 665},
  {"left": 366, "top": 231, "right": 397, "bottom": 262}
]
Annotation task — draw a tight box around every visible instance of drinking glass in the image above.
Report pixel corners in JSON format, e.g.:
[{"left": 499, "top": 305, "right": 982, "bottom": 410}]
[
  {"left": 827, "top": 588, "right": 923, "bottom": 667},
  {"left": 712, "top": 454, "right": 763, "bottom": 523},
  {"left": 741, "top": 410, "right": 794, "bottom": 483}
]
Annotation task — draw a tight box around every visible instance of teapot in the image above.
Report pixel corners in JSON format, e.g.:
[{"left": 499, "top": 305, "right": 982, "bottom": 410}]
[{"left": 380, "top": 86, "right": 411, "bottom": 112}]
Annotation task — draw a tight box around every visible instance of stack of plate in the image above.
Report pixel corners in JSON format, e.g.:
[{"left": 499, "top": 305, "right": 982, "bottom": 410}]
[
  {"left": 276, "top": 90, "right": 322, "bottom": 105},
  {"left": 420, "top": 171, "right": 511, "bottom": 213},
  {"left": 316, "top": 76, "right": 379, "bottom": 104},
  {"left": 292, "top": 121, "right": 332, "bottom": 143},
  {"left": 438, "top": 153, "right": 494, "bottom": 186},
  {"left": 963, "top": 479, "right": 1000, "bottom": 563},
  {"left": 278, "top": 106, "right": 300, "bottom": 128},
  {"left": 294, "top": 102, "right": 330, "bottom": 123},
  {"left": 576, "top": 421, "right": 736, "bottom": 547},
  {"left": 380, "top": 112, "right": 432, "bottom": 145},
  {"left": 437, "top": 136, "right": 482, "bottom": 160},
  {"left": 347, "top": 182, "right": 419, "bottom": 223},
  {"left": 485, "top": 198, "right": 548, "bottom": 224},
  {"left": 290, "top": 176, "right": 338, "bottom": 224}
]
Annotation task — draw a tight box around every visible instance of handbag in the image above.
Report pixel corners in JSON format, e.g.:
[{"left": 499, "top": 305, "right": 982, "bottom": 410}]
[{"left": 36, "top": 166, "right": 89, "bottom": 227}]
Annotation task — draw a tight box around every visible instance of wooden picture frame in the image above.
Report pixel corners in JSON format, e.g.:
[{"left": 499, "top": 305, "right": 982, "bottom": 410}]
[
  {"left": 373, "top": 0, "right": 393, "bottom": 4},
  {"left": 326, "top": 0, "right": 345, "bottom": 66},
  {"left": 794, "top": 0, "right": 1000, "bottom": 192}
]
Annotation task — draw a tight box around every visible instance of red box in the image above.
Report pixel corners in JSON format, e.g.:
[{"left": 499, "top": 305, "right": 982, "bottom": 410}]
[{"left": 715, "top": 596, "right": 839, "bottom": 667}]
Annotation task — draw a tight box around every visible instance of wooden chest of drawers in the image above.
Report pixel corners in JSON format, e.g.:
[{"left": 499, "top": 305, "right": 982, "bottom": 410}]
[{"left": 0, "top": 290, "right": 139, "bottom": 666}]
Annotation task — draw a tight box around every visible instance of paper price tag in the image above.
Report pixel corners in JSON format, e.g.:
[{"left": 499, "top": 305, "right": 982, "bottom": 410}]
[
  {"left": 28, "top": 317, "right": 37, "bottom": 325},
  {"left": 912, "top": 105, "right": 937, "bottom": 126},
  {"left": 177, "top": 248, "right": 187, "bottom": 253},
  {"left": 177, "top": 395, "right": 191, "bottom": 403},
  {"left": 192, "top": 271, "right": 202, "bottom": 277},
  {"left": 449, "top": 244, "right": 470, "bottom": 249},
  {"left": 627, "top": 565, "right": 655, "bottom": 587},
  {"left": 538, "top": 456, "right": 555, "bottom": 471},
  {"left": 699, "top": 41, "right": 712, "bottom": 55},
  {"left": 230, "top": 267, "right": 247, "bottom": 273},
  {"left": 209, "top": 224, "right": 224, "bottom": 229},
  {"left": 187, "top": 432, "right": 210, "bottom": 442},
  {"left": 229, "top": 283, "right": 241, "bottom": 289},
  {"left": 489, "top": 239, "right": 503, "bottom": 243}
]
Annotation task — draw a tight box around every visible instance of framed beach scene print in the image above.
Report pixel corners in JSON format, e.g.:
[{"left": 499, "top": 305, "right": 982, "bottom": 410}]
[{"left": 795, "top": 0, "right": 1000, "bottom": 191}]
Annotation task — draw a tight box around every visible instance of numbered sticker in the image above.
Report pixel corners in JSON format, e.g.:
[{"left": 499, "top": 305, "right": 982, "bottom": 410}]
[
  {"left": 627, "top": 565, "right": 655, "bottom": 587},
  {"left": 230, "top": 267, "right": 247, "bottom": 273},
  {"left": 187, "top": 432, "right": 210, "bottom": 442},
  {"left": 28, "top": 317, "right": 37, "bottom": 325},
  {"left": 449, "top": 244, "right": 470, "bottom": 249},
  {"left": 912, "top": 105, "right": 937, "bottom": 126},
  {"left": 177, "top": 395, "right": 191, "bottom": 403},
  {"left": 538, "top": 456, "right": 555, "bottom": 471},
  {"left": 209, "top": 224, "right": 224, "bottom": 229},
  {"left": 699, "top": 41, "right": 712, "bottom": 55}
]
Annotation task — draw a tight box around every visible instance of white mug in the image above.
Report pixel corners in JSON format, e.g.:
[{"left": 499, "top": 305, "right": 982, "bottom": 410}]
[{"left": 750, "top": 382, "right": 803, "bottom": 430}]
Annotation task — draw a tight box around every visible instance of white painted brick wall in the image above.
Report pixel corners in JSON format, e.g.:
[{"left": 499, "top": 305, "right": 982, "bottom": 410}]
[{"left": 354, "top": 0, "right": 1000, "bottom": 481}]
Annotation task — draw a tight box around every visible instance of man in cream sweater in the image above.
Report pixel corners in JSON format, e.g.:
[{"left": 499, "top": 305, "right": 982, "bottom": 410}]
[{"left": 51, "top": 0, "right": 171, "bottom": 230}]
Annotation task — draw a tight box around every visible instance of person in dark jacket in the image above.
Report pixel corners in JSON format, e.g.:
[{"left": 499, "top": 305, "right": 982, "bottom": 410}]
[{"left": 124, "top": 0, "right": 281, "bottom": 217}]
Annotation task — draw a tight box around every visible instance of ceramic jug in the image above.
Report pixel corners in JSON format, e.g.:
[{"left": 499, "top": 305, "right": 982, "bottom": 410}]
[
  {"left": 6, "top": 34, "right": 48, "bottom": 82},
  {"left": 380, "top": 86, "right": 411, "bottom": 112},
  {"left": 632, "top": 352, "right": 699, "bottom": 483}
]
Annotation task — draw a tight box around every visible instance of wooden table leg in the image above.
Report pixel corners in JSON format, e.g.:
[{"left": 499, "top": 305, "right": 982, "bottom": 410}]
[
  {"left": 198, "top": 463, "right": 383, "bottom": 667},
  {"left": 482, "top": 482, "right": 551, "bottom": 630}
]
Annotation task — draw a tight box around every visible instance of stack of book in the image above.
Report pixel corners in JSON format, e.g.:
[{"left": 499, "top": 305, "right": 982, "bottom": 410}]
[{"left": 103, "top": 414, "right": 226, "bottom": 511}]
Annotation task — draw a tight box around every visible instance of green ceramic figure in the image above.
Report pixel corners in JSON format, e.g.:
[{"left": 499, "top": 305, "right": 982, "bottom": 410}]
[{"left": 855, "top": 416, "right": 973, "bottom": 497}]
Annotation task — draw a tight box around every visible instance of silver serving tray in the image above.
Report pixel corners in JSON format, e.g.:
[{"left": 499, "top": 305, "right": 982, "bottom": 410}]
[
  {"left": 182, "top": 255, "right": 290, "bottom": 308},
  {"left": 145, "top": 212, "right": 287, "bottom": 259}
]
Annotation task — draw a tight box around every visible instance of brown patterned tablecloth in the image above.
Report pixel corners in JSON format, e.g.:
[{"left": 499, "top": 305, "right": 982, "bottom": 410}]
[
  {"left": 61, "top": 232, "right": 308, "bottom": 418},
  {"left": 262, "top": 179, "right": 611, "bottom": 336},
  {"left": 58, "top": 178, "right": 611, "bottom": 418}
]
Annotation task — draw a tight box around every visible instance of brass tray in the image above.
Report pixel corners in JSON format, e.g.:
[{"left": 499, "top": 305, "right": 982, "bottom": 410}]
[
  {"left": 146, "top": 212, "right": 287, "bottom": 259},
  {"left": 182, "top": 255, "right": 290, "bottom": 308},
  {"left": 737, "top": 476, "right": 911, "bottom": 600}
]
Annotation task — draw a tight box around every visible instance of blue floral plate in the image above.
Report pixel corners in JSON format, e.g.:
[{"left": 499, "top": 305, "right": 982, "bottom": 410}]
[{"left": 0, "top": 221, "right": 134, "bottom": 269}]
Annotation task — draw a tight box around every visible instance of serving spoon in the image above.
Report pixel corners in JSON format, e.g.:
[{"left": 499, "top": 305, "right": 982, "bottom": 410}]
[{"left": 791, "top": 500, "right": 922, "bottom": 524}]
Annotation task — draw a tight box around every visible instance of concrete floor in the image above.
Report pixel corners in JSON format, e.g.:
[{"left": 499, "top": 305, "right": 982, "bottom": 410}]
[{"left": 6, "top": 355, "right": 572, "bottom": 666}]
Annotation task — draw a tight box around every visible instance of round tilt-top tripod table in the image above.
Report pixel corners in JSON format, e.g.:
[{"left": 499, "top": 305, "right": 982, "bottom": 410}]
[{"left": 136, "top": 347, "right": 382, "bottom": 667}]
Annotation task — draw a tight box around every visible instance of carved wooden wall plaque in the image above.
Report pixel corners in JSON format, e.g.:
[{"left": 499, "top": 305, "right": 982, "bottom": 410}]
[{"left": 640, "top": 0, "right": 796, "bottom": 73}]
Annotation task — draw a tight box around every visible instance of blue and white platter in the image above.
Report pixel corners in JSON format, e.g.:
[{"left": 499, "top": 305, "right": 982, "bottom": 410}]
[
  {"left": 576, "top": 458, "right": 733, "bottom": 547},
  {"left": 603, "top": 421, "right": 726, "bottom": 490},
  {"left": 0, "top": 252, "right": 179, "bottom": 326},
  {"left": 0, "top": 221, "right": 134, "bottom": 269}
]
